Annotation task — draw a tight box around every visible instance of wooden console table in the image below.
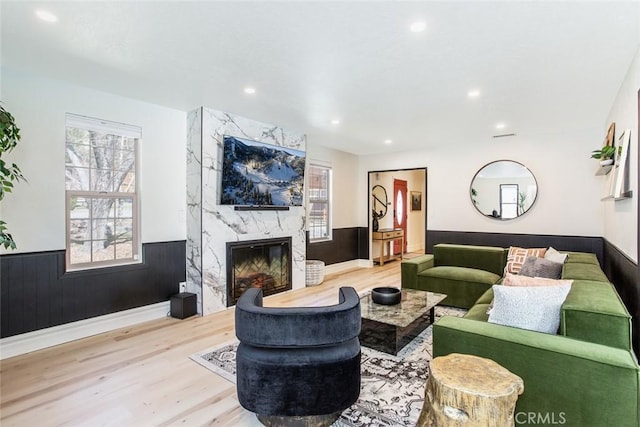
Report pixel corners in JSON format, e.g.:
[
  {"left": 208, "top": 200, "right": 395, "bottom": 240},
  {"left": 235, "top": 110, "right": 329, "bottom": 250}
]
[{"left": 372, "top": 228, "right": 404, "bottom": 266}]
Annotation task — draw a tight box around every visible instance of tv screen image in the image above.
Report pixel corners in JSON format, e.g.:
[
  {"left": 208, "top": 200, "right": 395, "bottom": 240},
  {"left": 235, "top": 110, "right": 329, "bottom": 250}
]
[{"left": 220, "top": 135, "right": 305, "bottom": 206}]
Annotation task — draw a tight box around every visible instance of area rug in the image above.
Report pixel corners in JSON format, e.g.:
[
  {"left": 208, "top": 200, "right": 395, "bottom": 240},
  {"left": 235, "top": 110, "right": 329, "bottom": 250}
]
[{"left": 190, "top": 307, "right": 465, "bottom": 426}]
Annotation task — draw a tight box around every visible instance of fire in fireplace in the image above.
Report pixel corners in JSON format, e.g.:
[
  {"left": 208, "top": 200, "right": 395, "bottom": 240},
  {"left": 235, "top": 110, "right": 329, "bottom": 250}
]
[{"left": 226, "top": 237, "right": 292, "bottom": 306}]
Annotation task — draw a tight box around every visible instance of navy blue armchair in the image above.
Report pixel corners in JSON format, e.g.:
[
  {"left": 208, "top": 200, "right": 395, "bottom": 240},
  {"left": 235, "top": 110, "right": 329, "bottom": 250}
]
[{"left": 235, "top": 286, "right": 362, "bottom": 426}]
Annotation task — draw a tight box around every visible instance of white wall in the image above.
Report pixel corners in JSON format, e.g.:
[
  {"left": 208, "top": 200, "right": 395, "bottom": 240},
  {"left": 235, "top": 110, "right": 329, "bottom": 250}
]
[
  {"left": 305, "top": 143, "right": 359, "bottom": 229},
  {"left": 604, "top": 47, "right": 639, "bottom": 262},
  {"left": 358, "top": 128, "right": 605, "bottom": 239},
  {"left": 406, "top": 169, "right": 426, "bottom": 252},
  {"left": 0, "top": 69, "right": 187, "bottom": 254}
]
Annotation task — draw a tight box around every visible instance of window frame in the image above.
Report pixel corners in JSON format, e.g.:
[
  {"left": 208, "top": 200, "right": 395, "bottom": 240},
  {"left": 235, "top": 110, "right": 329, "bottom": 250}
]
[
  {"left": 64, "top": 114, "right": 141, "bottom": 271},
  {"left": 500, "top": 183, "right": 519, "bottom": 219},
  {"left": 307, "top": 163, "right": 332, "bottom": 243}
]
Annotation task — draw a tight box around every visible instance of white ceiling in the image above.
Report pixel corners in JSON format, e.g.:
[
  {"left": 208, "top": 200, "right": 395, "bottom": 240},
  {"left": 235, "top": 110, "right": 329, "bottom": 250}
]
[{"left": 2, "top": 1, "right": 639, "bottom": 155}]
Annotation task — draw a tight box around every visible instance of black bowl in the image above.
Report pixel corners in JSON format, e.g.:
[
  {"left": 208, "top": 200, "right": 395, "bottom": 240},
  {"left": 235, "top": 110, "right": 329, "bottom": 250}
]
[{"left": 371, "top": 287, "right": 401, "bottom": 305}]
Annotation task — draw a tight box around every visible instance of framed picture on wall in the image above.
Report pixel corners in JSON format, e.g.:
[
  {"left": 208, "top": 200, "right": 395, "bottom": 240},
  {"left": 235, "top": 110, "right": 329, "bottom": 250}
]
[
  {"left": 604, "top": 122, "right": 616, "bottom": 147},
  {"left": 410, "top": 191, "right": 422, "bottom": 211},
  {"left": 612, "top": 129, "right": 631, "bottom": 198}
]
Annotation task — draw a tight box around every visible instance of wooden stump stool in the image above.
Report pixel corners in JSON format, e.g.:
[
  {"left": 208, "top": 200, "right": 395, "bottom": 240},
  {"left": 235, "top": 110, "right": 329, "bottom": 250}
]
[{"left": 418, "top": 353, "right": 524, "bottom": 427}]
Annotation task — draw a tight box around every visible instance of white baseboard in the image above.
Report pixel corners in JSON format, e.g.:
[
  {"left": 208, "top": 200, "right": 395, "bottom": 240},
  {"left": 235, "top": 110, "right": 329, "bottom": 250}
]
[
  {"left": 0, "top": 301, "right": 170, "bottom": 360},
  {"left": 324, "top": 259, "right": 372, "bottom": 276}
]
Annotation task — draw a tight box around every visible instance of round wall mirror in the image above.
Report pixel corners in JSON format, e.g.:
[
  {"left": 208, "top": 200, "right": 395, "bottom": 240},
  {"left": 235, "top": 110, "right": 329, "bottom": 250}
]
[
  {"left": 372, "top": 185, "right": 388, "bottom": 218},
  {"left": 470, "top": 160, "right": 538, "bottom": 220}
]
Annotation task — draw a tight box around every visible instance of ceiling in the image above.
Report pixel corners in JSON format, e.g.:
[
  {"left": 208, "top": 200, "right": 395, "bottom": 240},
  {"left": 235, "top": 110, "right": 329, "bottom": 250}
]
[{"left": 2, "top": 1, "right": 639, "bottom": 155}]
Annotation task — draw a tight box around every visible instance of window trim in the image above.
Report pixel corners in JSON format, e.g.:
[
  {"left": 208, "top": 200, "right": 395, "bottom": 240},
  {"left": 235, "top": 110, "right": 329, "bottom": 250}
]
[
  {"left": 64, "top": 114, "right": 142, "bottom": 272},
  {"left": 65, "top": 191, "right": 140, "bottom": 271},
  {"left": 307, "top": 163, "right": 332, "bottom": 243}
]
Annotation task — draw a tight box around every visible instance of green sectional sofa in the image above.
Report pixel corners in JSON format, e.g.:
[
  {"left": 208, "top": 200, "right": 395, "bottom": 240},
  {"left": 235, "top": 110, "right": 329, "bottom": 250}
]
[
  {"left": 401, "top": 243, "right": 507, "bottom": 308},
  {"left": 402, "top": 244, "right": 640, "bottom": 427}
]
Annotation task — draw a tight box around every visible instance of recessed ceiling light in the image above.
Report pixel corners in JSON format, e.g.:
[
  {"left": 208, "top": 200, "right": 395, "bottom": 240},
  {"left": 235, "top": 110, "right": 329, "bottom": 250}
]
[
  {"left": 384, "top": 139, "right": 393, "bottom": 144},
  {"left": 35, "top": 9, "right": 58, "bottom": 23},
  {"left": 244, "top": 87, "right": 256, "bottom": 95},
  {"left": 331, "top": 119, "right": 340, "bottom": 125},
  {"left": 496, "top": 123, "right": 506, "bottom": 129},
  {"left": 410, "top": 21, "right": 426, "bottom": 33},
  {"left": 467, "top": 90, "right": 481, "bottom": 98}
]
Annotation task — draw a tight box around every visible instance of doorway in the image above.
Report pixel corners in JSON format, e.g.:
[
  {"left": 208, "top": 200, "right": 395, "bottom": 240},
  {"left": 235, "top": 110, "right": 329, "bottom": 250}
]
[
  {"left": 393, "top": 179, "right": 408, "bottom": 255},
  {"left": 368, "top": 168, "right": 427, "bottom": 264}
]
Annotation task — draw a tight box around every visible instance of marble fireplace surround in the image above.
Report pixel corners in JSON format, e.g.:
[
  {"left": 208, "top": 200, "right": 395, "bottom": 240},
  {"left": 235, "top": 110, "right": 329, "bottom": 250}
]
[{"left": 186, "top": 107, "right": 307, "bottom": 315}]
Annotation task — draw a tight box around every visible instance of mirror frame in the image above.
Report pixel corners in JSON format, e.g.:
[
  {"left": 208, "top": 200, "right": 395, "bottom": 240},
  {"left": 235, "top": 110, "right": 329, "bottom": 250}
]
[
  {"left": 371, "top": 185, "right": 388, "bottom": 219},
  {"left": 470, "top": 160, "right": 538, "bottom": 220}
]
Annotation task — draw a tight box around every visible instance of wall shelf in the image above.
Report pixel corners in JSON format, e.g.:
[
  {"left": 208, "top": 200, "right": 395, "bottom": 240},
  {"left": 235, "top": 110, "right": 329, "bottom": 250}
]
[
  {"left": 601, "top": 191, "right": 633, "bottom": 201},
  {"left": 598, "top": 129, "right": 632, "bottom": 201},
  {"left": 594, "top": 164, "right": 614, "bottom": 176}
]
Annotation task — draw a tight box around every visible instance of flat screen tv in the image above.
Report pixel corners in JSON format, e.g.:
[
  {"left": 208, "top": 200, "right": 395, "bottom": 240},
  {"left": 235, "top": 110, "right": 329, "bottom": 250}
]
[{"left": 220, "top": 135, "right": 305, "bottom": 206}]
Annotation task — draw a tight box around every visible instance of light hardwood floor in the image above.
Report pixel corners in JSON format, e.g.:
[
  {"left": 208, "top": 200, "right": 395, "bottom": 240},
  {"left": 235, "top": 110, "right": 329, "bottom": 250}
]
[{"left": 0, "top": 261, "right": 404, "bottom": 426}]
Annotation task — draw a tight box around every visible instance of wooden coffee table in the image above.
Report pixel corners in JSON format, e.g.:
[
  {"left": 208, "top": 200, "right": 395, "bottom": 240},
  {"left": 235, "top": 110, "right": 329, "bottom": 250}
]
[{"left": 359, "top": 288, "right": 447, "bottom": 355}]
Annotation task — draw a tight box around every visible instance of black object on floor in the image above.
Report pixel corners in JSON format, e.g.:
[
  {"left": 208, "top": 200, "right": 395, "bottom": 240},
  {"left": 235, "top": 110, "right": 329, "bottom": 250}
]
[{"left": 170, "top": 292, "right": 197, "bottom": 319}]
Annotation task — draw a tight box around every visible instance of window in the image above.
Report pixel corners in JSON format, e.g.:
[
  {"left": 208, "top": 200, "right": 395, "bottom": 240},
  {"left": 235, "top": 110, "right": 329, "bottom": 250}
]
[
  {"left": 500, "top": 184, "right": 519, "bottom": 219},
  {"left": 65, "top": 114, "right": 140, "bottom": 270},
  {"left": 307, "top": 164, "right": 331, "bottom": 241}
]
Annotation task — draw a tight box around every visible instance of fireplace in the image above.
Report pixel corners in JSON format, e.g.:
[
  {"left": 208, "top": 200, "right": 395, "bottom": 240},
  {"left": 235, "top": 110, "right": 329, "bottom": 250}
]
[{"left": 226, "top": 237, "right": 292, "bottom": 306}]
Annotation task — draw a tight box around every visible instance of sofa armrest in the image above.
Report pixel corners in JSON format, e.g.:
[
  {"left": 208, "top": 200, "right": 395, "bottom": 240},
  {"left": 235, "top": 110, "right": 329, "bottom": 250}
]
[
  {"left": 401, "top": 254, "right": 434, "bottom": 289},
  {"left": 434, "top": 316, "right": 640, "bottom": 427}
]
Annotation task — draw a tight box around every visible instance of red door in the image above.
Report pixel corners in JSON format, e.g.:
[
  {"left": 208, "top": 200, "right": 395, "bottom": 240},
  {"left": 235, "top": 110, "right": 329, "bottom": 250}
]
[{"left": 393, "top": 179, "right": 407, "bottom": 255}]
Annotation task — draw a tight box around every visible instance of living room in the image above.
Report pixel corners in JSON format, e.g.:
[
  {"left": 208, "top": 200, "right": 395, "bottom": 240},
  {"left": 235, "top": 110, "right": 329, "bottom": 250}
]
[{"left": 1, "top": 1, "right": 639, "bottom": 426}]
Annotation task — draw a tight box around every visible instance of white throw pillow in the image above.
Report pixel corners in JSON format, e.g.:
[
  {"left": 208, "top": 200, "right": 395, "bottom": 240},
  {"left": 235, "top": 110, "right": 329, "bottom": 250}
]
[
  {"left": 488, "top": 284, "right": 572, "bottom": 334},
  {"left": 544, "top": 247, "right": 568, "bottom": 264}
]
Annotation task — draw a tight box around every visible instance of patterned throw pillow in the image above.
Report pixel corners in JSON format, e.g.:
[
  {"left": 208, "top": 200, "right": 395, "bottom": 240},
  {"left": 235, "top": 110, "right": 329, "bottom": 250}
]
[{"left": 504, "top": 246, "right": 547, "bottom": 275}]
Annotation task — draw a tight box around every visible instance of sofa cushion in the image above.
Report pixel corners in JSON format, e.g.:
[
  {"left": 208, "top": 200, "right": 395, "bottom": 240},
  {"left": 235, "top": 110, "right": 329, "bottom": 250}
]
[
  {"left": 519, "top": 256, "right": 563, "bottom": 279},
  {"left": 562, "top": 262, "right": 609, "bottom": 282},
  {"left": 561, "top": 280, "right": 632, "bottom": 350},
  {"left": 488, "top": 284, "right": 572, "bottom": 334},
  {"left": 465, "top": 303, "right": 491, "bottom": 322},
  {"left": 474, "top": 288, "right": 494, "bottom": 304},
  {"left": 401, "top": 254, "right": 434, "bottom": 289},
  {"left": 416, "top": 266, "right": 500, "bottom": 308},
  {"left": 565, "top": 252, "right": 600, "bottom": 265},
  {"left": 421, "top": 266, "right": 501, "bottom": 284},
  {"left": 504, "top": 246, "right": 547, "bottom": 275},
  {"left": 433, "top": 244, "right": 507, "bottom": 276}
]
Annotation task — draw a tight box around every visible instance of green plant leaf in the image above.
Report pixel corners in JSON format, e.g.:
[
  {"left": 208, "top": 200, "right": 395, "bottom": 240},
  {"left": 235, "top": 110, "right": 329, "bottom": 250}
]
[{"left": 0, "top": 104, "right": 24, "bottom": 250}]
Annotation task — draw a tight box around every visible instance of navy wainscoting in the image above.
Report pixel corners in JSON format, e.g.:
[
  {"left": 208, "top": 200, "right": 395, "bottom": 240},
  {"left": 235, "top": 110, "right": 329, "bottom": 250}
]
[
  {"left": 602, "top": 239, "right": 640, "bottom": 357},
  {"left": 306, "top": 227, "right": 369, "bottom": 265},
  {"left": 1, "top": 240, "right": 186, "bottom": 338}
]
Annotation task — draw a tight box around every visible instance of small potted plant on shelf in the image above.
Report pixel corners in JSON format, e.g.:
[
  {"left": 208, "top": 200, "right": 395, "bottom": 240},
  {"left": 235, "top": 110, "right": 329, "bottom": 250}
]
[{"left": 591, "top": 145, "right": 616, "bottom": 166}]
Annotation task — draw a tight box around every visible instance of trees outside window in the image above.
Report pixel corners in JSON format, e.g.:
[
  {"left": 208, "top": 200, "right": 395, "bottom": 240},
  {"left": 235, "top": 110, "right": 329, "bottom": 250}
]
[
  {"left": 65, "top": 114, "right": 140, "bottom": 269},
  {"left": 307, "top": 164, "right": 331, "bottom": 242}
]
